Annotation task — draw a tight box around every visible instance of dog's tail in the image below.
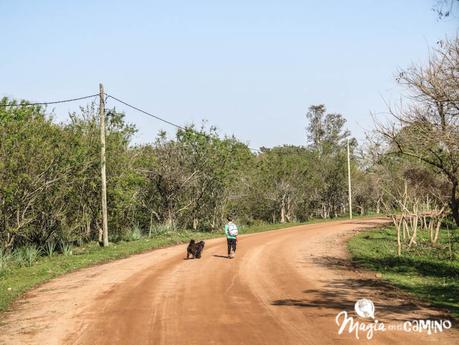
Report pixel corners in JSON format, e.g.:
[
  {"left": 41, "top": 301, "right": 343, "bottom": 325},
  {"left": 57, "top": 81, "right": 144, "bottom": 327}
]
[{"left": 189, "top": 239, "right": 195, "bottom": 244}]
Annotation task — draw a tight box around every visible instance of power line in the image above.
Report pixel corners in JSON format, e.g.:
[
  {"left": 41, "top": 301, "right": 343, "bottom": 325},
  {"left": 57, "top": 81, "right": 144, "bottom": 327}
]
[
  {"left": 0, "top": 94, "right": 99, "bottom": 107},
  {"left": 0, "top": 91, "right": 260, "bottom": 153},
  {"left": 107, "top": 94, "right": 260, "bottom": 153},
  {"left": 107, "top": 94, "right": 185, "bottom": 130}
]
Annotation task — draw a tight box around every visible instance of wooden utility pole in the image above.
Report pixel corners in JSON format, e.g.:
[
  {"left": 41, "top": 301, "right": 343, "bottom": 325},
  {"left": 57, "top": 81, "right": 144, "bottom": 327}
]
[
  {"left": 99, "top": 83, "right": 109, "bottom": 247},
  {"left": 347, "top": 138, "right": 352, "bottom": 219}
]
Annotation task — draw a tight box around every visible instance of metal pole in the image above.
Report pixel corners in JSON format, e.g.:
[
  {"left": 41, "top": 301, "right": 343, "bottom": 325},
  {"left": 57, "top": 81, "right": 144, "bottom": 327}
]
[{"left": 347, "top": 138, "right": 352, "bottom": 219}]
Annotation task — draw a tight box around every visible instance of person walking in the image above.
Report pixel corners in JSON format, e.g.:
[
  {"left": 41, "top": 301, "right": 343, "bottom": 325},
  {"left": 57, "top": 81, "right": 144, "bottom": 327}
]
[{"left": 224, "top": 216, "right": 238, "bottom": 259}]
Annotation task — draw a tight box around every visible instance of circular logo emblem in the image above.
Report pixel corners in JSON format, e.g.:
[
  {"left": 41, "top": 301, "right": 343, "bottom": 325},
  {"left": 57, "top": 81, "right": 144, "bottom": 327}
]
[{"left": 354, "top": 298, "right": 375, "bottom": 319}]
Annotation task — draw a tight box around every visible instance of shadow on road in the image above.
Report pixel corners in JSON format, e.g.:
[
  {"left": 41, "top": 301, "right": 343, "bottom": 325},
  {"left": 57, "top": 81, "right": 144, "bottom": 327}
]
[
  {"left": 272, "top": 254, "right": 454, "bottom": 323},
  {"left": 311, "top": 256, "right": 358, "bottom": 271},
  {"left": 213, "top": 254, "right": 229, "bottom": 259},
  {"left": 271, "top": 277, "right": 449, "bottom": 321}
]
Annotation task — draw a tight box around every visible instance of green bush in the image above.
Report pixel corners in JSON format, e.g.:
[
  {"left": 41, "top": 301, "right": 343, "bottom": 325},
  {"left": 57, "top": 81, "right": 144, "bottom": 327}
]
[
  {"left": 60, "top": 242, "right": 73, "bottom": 256},
  {"left": 148, "top": 224, "right": 174, "bottom": 237},
  {"left": 24, "top": 246, "right": 41, "bottom": 266},
  {"left": 13, "top": 246, "right": 41, "bottom": 267},
  {"left": 43, "top": 241, "right": 57, "bottom": 257},
  {"left": 0, "top": 248, "right": 12, "bottom": 272},
  {"left": 124, "top": 227, "right": 142, "bottom": 241}
]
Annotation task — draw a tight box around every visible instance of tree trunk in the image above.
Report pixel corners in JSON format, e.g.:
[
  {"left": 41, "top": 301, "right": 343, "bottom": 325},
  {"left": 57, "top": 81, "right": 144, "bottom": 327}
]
[
  {"left": 402, "top": 218, "right": 407, "bottom": 240},
  {"left": 98, "top": 224, "right": 103, "bottom": 245},
  {"left": 280, "top": 195, "right": 286, "bottom": 223},
  {"left": 408, "top": 214, "right": 418, "bottom": 247},
  {"left": 392, "top": 216, "right": 402, "bottom": 256},
  {"left": 285, "top": 196, "right": 294, "bottom": 223},
  {"left": 429, "top": 217, "right": 435, "bottom": 243},
  {"left": 432, "top": 217, "right": 442, "bottom": 244},
  {"left": 450, "top": 178, "right": 459, "bottom": 227},
  {"left": 4, "top": 233, "right": 15, "bottom": 250},
  {"left": 149, "top": 212, "right": 154, "bottom": 237},
  {"left": 166, "top": 206, "right": 174, "bottom": 228}
]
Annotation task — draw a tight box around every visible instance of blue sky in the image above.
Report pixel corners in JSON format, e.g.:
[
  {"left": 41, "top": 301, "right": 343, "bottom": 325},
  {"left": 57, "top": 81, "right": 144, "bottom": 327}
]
[{"left": 0, "top": 0, "right": 457, "bottom": 148}]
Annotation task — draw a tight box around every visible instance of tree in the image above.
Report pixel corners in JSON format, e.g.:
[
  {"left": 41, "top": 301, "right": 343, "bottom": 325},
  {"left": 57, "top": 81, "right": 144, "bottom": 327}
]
[
  {"left": 433, "top": 0, "right": 458, "bottom": 18},
  {"left": 377, "top": 37, "right": 459, "bottom": 226},
  {"left": 306, "top": 104, "right": 351, "bottom": 154},
  {"left": 0, "top": 96, "right": 375, "bottom": 251},
  {"left": 305, "top": 104, "right": 355, "bottom": 217}
]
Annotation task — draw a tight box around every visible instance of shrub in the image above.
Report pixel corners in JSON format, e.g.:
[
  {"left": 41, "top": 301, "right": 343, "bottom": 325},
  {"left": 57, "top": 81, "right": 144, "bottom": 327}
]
[
  {"left": 13, "top": 248, "right": 25, "bottom": 267},
  {"left": 0, "top": 248, "right": 12, "bottom": 272},
  {"left": 14, "top": 246, "right": 41, "bottom": 267},
  {"left": 24, "top": 246, "right": 41, "bottom": 266},
  {"left": 149, "top": 224, "right": 173, "bottom": 237},
  {"left": 44, "top": 241, "right": 57, "bottom": 257},
  {"left": 130, "top": 226, "right": 143, "bottom": 241},
  {"left": 60, "top": 242, "right": 73, "bottom": 256}
]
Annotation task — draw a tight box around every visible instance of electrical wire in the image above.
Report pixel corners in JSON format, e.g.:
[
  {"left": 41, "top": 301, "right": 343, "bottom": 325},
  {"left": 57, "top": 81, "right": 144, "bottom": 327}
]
[
  {"left": 0, "top": 94, "right": 99, "bottom": 107},
  {"left": 107, "top": 94, "right": 260, "bottom": 153},
  {"left": 107, "top": 94, "right": 185, "bottom": 130},
  {"left": 0, "top": 91, "right": 260, "bottom": 153}
]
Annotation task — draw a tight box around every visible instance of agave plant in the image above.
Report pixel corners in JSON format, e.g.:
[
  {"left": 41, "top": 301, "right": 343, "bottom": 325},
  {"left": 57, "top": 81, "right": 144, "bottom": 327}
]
[
  {"left": 23, "top": 245, "right": 41, "bottom": 267},
  {"left": 60, "top": 241, "right": 73, "bottom": 256},
  {"left": 14, "top": 246, "right": 41, "bottom": 267},
  {"left": 149, "top": 224, "right": 173, "bottom": 237},
  {"left": 44, "top": 241, "right": 57, "bottom": 257},
  {"left": 130, "top": 226, "right": 142, "bottom": 241}
]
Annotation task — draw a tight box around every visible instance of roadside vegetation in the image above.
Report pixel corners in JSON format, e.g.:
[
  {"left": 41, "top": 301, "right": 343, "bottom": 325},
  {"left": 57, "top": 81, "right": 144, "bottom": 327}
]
[
  {"left": 348, "top": 225, "right": 459, "bottom": 317},
  {"left": 0, "top": 97, "right": 369, "bottom": 252},
  {"left": 344, "top": 37, "right": 459, "bottom": 319}
]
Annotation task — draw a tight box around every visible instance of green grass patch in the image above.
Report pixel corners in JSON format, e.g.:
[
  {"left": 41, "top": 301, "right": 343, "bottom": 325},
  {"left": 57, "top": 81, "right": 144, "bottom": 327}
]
[
  {"left": 348, "top": 226, "right": 459, "bottom": 317},
  {"left": 0, "top": 221, "right": 311, "bottom": 312}
]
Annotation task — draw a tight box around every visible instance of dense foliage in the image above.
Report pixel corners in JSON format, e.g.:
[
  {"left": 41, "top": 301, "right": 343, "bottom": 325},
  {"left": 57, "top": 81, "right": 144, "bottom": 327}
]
[{"left": 0, "top": 98, "right": 365, "bottom": 250}]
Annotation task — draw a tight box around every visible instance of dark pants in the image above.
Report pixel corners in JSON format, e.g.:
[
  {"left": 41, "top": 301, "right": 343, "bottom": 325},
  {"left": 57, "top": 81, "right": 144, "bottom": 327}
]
[{"left": 227, "top": 238, "right": 237, "bottom": 256}]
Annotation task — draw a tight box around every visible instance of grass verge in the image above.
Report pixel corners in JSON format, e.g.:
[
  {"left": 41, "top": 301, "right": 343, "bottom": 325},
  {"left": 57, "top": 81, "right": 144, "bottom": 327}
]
[{"left": 348, "top": 226, "right": 459, "bottom": 317}]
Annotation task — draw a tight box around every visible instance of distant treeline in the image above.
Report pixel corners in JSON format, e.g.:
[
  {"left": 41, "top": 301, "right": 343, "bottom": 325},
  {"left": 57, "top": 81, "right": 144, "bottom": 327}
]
[{"left": 0, "top": 99, "right": 371, "bottom": 249}]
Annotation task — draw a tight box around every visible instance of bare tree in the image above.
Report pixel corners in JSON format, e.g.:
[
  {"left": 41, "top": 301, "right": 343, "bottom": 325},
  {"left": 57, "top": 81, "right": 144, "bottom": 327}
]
[
  {"left": 433, "top": 0, "right": 458, "bottom": 19},
  {"left": 377, "top": 37, "right": 459, "bottom": 226}
]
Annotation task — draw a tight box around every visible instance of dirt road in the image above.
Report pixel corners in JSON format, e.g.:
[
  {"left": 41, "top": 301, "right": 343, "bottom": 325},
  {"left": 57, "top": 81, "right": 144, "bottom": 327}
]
[{"left": 1, "top": 218, "right": 457, "bottom": 345}]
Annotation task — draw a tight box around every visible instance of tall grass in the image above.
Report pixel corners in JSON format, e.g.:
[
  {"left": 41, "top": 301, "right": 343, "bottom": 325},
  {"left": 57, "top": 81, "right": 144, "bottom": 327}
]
[
  {"left": 13, "top": 246, "right": 41, "bottom": 267},
  {"left": 125, "top": 226, "right": 142, "bottom": 241},
  {"left": 0, "top": 249, "right": 12, "bottom": 272}
]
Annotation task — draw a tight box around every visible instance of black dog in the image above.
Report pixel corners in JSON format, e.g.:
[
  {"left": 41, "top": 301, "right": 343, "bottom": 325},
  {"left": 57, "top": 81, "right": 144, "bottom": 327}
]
[{"left": 186, "top": 239, "right": 205, "bottom": 259}]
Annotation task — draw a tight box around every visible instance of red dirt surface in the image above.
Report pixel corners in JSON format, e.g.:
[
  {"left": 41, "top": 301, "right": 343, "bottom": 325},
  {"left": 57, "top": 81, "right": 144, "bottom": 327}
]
[{"left": 1, "top": 218, "right": 457, "bottom": 345}]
